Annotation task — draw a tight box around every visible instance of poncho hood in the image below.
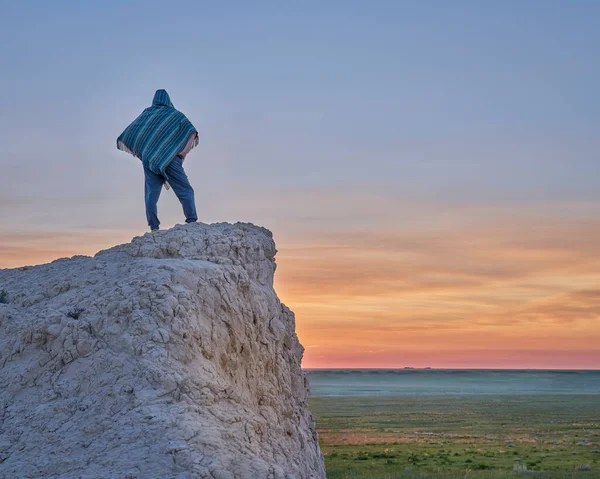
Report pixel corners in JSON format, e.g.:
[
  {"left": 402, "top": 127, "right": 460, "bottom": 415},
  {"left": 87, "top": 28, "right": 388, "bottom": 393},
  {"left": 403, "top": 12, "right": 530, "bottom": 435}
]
[
  {"left": 117, "top": 90, "right": 198, "bottom": 176},
  {"left": 152, "top": 89, "right": 174, "bottom": 108}
]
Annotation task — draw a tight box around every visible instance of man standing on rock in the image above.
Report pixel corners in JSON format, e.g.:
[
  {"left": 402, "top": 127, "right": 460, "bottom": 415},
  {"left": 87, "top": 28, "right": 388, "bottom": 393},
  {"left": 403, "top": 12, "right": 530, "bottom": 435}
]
[{"left": 117, "top": 89, "right": 199, "bottom": 232}]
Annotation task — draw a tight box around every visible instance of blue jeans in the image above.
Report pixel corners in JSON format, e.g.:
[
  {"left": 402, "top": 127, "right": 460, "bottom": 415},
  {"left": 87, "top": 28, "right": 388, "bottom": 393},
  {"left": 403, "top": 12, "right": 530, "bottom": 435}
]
[{"left": 144, "top": 157, "right": 197, "bottom": 230}]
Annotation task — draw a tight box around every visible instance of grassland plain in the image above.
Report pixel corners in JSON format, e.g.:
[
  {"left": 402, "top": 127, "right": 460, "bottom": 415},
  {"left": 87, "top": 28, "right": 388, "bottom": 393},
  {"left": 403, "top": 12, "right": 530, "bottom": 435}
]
[{"left": 308, "top": 395, "right": 600, "bottom": 478}]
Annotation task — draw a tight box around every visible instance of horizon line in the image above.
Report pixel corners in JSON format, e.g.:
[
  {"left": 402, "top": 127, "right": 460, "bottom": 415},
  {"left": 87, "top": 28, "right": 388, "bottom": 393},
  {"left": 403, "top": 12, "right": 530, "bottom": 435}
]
[{"left": 302, "top": 367, "right": 600, "bottom": 371}]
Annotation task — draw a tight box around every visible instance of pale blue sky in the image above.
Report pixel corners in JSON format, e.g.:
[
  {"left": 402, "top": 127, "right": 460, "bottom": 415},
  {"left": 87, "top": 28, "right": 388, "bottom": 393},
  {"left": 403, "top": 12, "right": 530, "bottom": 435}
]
[{"left": 1, "top": 0, "right": 599, "bottom": 234}]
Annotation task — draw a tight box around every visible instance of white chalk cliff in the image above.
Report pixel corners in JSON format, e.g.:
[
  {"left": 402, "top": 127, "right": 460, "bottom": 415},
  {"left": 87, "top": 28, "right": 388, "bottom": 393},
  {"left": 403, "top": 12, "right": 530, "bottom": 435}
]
[{"left": 0, "top": 223, "right": 325, "bottom": 479}]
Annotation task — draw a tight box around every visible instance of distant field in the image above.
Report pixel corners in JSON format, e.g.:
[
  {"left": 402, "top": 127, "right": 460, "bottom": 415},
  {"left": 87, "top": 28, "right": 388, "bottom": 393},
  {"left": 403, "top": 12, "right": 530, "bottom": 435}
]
[{"left": 308, "top": 395, "right": 600, "bottom": 478}]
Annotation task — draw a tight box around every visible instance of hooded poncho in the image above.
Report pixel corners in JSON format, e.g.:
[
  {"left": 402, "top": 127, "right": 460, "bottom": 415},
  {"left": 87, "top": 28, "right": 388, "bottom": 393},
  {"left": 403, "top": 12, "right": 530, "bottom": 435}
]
[{"left": 117, "top": 90, "right": 198, "bottom": 176}]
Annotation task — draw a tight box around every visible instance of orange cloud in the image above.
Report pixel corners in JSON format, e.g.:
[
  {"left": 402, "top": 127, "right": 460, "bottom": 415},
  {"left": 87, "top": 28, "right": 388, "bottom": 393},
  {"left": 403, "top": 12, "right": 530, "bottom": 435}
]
[
  {"left": 274, "top": 208, "right": 600, "bottom": 368},
  {"left": 0, "top": 230, "right": 137, "bottom": 269}
]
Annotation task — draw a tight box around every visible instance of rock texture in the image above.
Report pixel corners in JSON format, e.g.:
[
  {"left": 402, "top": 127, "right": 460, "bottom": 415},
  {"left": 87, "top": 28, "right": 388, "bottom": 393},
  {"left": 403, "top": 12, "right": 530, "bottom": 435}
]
[{"left": 0, "top": 223, "right": 325, "bottom": 479}]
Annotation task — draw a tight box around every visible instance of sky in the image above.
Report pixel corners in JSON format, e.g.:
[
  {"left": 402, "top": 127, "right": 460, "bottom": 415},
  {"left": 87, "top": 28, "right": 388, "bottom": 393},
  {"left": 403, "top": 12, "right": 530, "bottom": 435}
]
[{"left": 1, "top": 1, "right": 599, "bottom": 368}]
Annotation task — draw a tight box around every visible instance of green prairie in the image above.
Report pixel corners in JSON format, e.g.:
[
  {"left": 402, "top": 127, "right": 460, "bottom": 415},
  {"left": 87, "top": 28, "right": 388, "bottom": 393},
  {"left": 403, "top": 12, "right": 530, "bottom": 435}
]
[{"left": 308, "top": 395, "right": 600, "bottom": 478}]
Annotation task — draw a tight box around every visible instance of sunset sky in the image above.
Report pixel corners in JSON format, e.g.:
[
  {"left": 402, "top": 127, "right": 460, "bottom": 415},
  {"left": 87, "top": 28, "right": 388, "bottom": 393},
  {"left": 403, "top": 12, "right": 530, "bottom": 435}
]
[{"left": 1, "top": 1, "right": 599, "bottom": 368}]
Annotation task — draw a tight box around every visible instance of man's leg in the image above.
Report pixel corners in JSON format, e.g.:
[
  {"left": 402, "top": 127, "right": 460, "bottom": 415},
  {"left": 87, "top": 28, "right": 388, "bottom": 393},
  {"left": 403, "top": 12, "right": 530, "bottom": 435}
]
[
  {"left": 144, "top": 165, "right": 164, "bottom": 230},
  {"left": 165, "top": 157, "right": 198, "bottom": 223}
]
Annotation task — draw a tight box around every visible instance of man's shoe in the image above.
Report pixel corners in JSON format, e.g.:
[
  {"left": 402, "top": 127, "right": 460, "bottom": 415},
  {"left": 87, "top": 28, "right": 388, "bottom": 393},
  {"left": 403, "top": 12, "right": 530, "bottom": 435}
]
[{"left": 150, "top": 227, "right": 159, "bottom": 232}]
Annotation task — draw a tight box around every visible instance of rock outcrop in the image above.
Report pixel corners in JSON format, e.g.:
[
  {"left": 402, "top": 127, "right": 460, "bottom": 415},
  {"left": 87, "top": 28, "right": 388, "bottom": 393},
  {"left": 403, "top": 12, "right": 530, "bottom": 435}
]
[{"left": 0, "top": 223, "right": 325, "bottom": 479}]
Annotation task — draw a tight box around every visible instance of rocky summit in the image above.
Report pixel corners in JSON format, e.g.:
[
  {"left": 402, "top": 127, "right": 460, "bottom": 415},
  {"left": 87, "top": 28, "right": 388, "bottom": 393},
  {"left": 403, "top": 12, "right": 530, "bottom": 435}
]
[{"left": 0, "top": 222, "right": 325, "bottom": 479}]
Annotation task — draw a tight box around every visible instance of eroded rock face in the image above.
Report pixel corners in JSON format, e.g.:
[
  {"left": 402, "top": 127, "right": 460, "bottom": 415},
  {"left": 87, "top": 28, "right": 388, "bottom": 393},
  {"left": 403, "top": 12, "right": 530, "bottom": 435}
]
[{"left": 0, "top": 223, "right": 325, "bottom": 479}]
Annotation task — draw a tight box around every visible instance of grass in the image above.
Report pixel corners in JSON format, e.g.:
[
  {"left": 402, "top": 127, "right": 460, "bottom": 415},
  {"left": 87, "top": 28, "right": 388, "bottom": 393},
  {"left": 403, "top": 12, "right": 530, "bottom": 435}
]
[{"left": 308, "top": 395, "right": 600, "bottom": 478}]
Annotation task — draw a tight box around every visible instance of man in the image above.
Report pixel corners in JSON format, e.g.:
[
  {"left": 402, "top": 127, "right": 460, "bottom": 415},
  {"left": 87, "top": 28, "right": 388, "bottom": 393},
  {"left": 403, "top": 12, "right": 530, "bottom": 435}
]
[{"left": 117, "top": 89, "right": 199, "bottom": 232}]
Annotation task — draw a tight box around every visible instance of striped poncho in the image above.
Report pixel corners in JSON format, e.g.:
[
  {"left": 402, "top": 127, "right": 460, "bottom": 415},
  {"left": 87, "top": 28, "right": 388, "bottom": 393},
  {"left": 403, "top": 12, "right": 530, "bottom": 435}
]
[{"left": 117, "top": 90, "right": 198, "bottom": 176}]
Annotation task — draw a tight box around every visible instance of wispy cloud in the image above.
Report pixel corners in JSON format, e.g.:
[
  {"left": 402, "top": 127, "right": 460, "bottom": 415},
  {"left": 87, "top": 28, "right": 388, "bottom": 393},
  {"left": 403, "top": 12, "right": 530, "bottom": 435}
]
[
  {"left": 0, "top": 230, "right": 137, "bottom": 268},
  {"left": 273, "top": 201, "right": 600, "bottom": 368}
]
